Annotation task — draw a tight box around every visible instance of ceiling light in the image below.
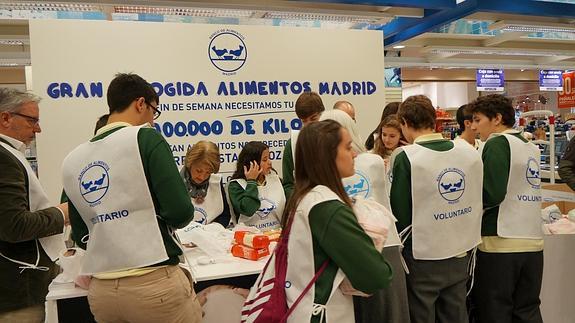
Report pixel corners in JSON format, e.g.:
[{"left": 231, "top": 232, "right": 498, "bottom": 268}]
[
  {"left": 393, "top": 45, "right": 406, "bottom": 49},
  {"left": 262, "top": 11, "right": 388, "bottom": 24},
  {"left": 0, "top": 40, "right": 26, "bottom": 46},
  {"left": 114, "top": 6, "right": 254, "bottom": 18},
  {"left": 0, "top": 2, "right": 100, "bottom": 11},
  {"left": 489, "top": 20, "right": 575, "bottom": 34},
  {"left": 424, "top": 46, "right": 575, "bottom": 57}
]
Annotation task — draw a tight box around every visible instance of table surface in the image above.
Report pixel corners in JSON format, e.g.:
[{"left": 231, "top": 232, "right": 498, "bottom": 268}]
[{"left": 47, "top": 247, "right": 267, "bottom": 301}]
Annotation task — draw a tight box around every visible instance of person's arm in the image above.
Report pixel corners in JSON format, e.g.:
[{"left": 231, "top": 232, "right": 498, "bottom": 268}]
[
  {"left": 0, "top": 151, "right": 64, "bottom": 243},
  {"left": 309, "top": 201, "right": 392, "bottom": 294},
  {"left": 390, "top": 151, "right": 412, "bottom": 233},
  {"left": 482, "top": 137, "right": 510, "bottom": 209},
  {"left": 228, "top": 180, "right": 261, "bottom": 219},
  {"left": 63, "top": 191, "right": 89, "bottom": 249},
  {"left": 559, "top": 137, "right": 575, "bottom": 191},
  {"left": 213, "top": 181, "right": 232, "bottom": 227},
  {"left": 282, "top": 139, "right": 294, "bottom": 200},
  {"left": 139, "top": 128, "right": 194, "bottom": 229}
]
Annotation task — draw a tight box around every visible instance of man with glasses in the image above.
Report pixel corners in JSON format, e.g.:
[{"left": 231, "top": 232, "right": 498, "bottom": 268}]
[
  {"left": 62, "top": 73, "right": 201, "bottom": 323},
  {"left": 0, "top": 88, "right": 69, "bottom": 322}
]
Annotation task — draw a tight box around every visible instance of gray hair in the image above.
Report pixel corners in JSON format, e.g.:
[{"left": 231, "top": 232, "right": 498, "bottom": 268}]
[{"left": 0, "top": 88, "right": 41, "bottom": 113}]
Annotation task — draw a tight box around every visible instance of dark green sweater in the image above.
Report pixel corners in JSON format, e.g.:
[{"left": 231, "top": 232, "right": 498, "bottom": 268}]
[
  {"left": 67, "top": 125, "right": 194, "bottom": 268},
  {"left": 390, "top": 138, "right": 454, "bottom": 249},
  {"left": 480, "top": 132, "right": 527, "bottom": 236},
  {"left": 282, "top": 138, "right": 295, "bottom": 201},
  {"left": 308, "top": 200, "right": 392, "bottom": 323}
]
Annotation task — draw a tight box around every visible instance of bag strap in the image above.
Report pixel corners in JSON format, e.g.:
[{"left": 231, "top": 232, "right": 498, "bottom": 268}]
[{"left": 281, "top": 259, "right": 330, "bottom": 322}]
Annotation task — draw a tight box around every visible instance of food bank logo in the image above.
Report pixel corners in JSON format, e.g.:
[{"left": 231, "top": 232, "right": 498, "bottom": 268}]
[{"left": 208, "top": 29, "right": 247, "bottom": 74}]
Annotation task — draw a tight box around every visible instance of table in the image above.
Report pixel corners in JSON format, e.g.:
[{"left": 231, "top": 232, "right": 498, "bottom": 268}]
[{"left": 45, "top": 247, "right": 267, "bottom": 323}]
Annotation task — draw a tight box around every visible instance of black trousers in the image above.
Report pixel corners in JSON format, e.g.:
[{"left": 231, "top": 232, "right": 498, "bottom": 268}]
[
  {"left": 403, "top": 248, "right": 470, "bottom": 323},
  {"left": 472, "top": 250, "right": 543, "bottom": 323}
]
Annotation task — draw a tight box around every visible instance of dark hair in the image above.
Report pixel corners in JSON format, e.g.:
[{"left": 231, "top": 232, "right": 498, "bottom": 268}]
[
  {"left": 107, "top": 73, "right": 158, "bottom": 114},
  {"left": 365, "top": 101, "right": 401, "bottom": 150},
  {"left": 281, "top": 120, "right": 352, "bottom": 227},
  {"left": 469, "top": 94, "right": 515, "bottom": 127},
  {"left": 381, "top": 101, "right": 400, "bottom": 122},
  {"left": 397, "top": 95, "right": 436, "bottom": 130},
  {"left": 295, "top": 91, "right": 325, "bottom": 120},
  {"left": 231, "top": 141, "right": 269, "bottom": 180},
  {"left": 94, "top": 114, "right": 109, "bottom": 135},
  {"left": 456, "top": 104, "right": 472, "bottom": 135}
]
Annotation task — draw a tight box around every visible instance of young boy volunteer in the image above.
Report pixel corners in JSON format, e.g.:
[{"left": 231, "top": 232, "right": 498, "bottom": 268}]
[
  {"left": 390, "top": 95, "right": 483, "bottom": 323},
  {"left": 282, "top": 91, "right": 325, "bottom": 200},
  {"left": 470, "top": 94, "right": 544, "bottom": 323},
  {"left": 62, "top": 73, "right": 201, "bottom": 323}
]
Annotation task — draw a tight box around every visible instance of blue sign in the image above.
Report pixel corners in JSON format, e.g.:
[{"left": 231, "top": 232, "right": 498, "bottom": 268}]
[
  {"left": 539, "top": 70, "right": 563, "bottom": 91},
  {"left": 476, "top": 69, "right": 504, "bottom": 92}
]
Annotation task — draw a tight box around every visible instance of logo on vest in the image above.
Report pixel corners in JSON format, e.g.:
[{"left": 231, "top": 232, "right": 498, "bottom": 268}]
[
  {"left": 193, "top": 207, "right": 209, "bottom": 225},
  {"left": 208, "top": 29, "right": 247, "bottom": 75},
  {"left": 256, "top": 198, "right": 277, "bottom": 219},
  {"left": 526, "top": 157, "right": 541, "bottom": 189},
  {"left": 437, "top": 168, "right": 465, "bottom": 203},
  {"left": 78, "top": 161, "right": 110, "bottom": 206},
  {"left": 285, "top": 281, "right": 292, "bottom": 289},
  {"left": 344, "top": 170, "right": 370, "bottom": 198}
]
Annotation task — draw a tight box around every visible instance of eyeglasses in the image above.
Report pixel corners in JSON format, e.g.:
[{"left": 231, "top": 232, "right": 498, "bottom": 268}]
[
  {"left": 146, "top": 102, "right": 161, "bottom": 120},
  {"left": 11, "top": 112, "right": 40, "bottom": 126}
]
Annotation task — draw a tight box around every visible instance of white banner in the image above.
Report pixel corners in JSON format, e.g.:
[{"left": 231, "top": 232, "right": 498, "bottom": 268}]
[{"left": 29, "top": 19, "right": 385, "bottom": 201}]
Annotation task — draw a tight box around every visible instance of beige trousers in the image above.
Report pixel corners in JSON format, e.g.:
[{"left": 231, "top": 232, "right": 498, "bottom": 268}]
[
  {"left": 88, "top": 265, "right": 202, "bottom": 323},
  {"left": 0, "top": 304, "right": 45, "bottom": 323}
]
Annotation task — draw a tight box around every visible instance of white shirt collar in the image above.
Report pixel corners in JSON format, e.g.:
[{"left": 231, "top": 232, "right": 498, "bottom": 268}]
[{"left": 0, "top": 133, "right": 26, "bottom": 153}]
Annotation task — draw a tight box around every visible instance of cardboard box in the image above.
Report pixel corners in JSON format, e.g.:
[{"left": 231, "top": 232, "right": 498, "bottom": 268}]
[{"left": 542, "top": 184, "right": 575, "bottom": 214}]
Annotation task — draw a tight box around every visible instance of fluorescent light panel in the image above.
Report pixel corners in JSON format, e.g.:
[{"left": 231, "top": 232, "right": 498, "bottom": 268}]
[
  {"left": 263, "top": 11, "right": 387, "bottom": 24},
  {"left": 426, "top": 46, "right": 575, "bottom": 57},
  {"left": 114, "top": 6, "right": 254, "bottom": 18},
  {"left": 490, "top": 20, "right": 575, "bottom": 34},
  {"left": 0, "top": 2, "right": 99, "bottom": 11}
]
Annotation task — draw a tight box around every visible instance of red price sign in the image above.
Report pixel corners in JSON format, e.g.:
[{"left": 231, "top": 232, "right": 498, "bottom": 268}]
[{"left": 559, "top": 72, "right": 575, "bottom": 109}]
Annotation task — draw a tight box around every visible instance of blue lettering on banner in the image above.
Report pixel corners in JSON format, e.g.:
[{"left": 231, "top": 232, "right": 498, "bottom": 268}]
[
  {"left": 151, "top": 82, "right": 208, "bottom": 97},
  {"left": 45, "top": 81, "right": 378, "bottom": 99},
  {"left": 433, "top": 207, "right": 472, "bottom": 220},
  {"left": 318, "top": 81, "right": 377, "bottom": 95},
  {"left": 47, "top": 82, "right": 103, "bottom": 98},
  {"left": 90, "top": 209, "right": 129, "bottom": 224}
]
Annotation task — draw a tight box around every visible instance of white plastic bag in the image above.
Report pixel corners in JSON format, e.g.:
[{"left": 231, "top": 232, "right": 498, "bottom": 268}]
[{"left": 340, "top": 196, "right": 392, "bottom": 297}]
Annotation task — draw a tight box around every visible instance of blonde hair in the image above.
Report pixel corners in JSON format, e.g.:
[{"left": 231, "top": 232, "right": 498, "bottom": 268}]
[
  {"left": 373, "top": 115, "right": 402, "bottom": 159},
  {"left": 185, "top": 141, "right": 221, "bottom": 173}
]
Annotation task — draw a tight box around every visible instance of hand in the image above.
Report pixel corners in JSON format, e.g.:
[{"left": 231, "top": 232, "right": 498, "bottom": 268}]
[
  {"left": 58, "top": 202, "right": 70, "bottom": 226},
  {"left": 243, "top": 161, "right": 261, "bottom": 180}
]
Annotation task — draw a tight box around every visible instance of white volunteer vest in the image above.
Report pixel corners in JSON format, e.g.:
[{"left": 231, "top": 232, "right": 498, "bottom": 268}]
[
  {"left": 290, "top": 130, "right": 300, "bottom": 161},
  {"left": 62, "top": 126, "right": 169, "bottom": 274},
  {"left": 402, "top": 140, "right": 483, "bottom": 260},
  {"left": 493, "top": 133, "right": 543, "bottom": 239},
  {"left": 454, "top": 137, "right": 483, "bottom": 150},
  {"left": 188, "top": 174, "right": 224, "bottom": 225},
  {"left": 342, "top": 153, "right": 401, "bottom": 247},
  {"left": 286, "top": 185, "right": 353, "bottom": 323},
  {"left": 232, "top": 174, "right": 285, "bottom": 230},
  {"left": 0, "top": 141, "right": 65, "bottom": 264}
]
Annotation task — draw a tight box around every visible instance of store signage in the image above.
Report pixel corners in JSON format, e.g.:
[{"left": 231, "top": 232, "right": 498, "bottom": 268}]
[
  {"left": 559, "top": 72, "right": 575, "bottom": 109},
  {"left": 539, "top": 70, "right": 564, "bottom": 91},
  {"left": 29, "top": 20, "right": 385, "bottom": 200},
  {"left": 476, "top": 69, "right": 505, "bottom": 91}
]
